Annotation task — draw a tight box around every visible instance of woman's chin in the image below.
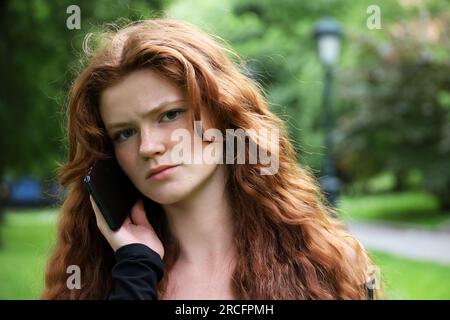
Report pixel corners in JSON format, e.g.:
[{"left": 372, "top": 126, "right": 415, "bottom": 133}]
[{"left": 145, "top": 189, "right": 188, "bottom": 206}]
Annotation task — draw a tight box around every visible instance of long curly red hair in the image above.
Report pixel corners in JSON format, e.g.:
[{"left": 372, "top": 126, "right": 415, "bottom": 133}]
[{"left": 41, "top": 19, "right": 377, "bottom": 299}]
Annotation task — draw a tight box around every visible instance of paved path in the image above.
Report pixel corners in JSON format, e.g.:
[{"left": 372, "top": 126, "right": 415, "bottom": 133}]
[{"left": 345, "top": 220, "right": 450, "bottom": 266}]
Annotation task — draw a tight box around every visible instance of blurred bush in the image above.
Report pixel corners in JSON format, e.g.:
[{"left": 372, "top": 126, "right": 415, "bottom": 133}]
[{"left": 335, "top": 12, "right": 450, "bottom": 209}]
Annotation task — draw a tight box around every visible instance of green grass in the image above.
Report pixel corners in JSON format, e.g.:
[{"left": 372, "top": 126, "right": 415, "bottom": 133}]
[
  {"left": 338, "top": 191, "right": 450, "bottom": 230},
  {"left": 0, "top": 206, "right": 450, "bottom": 299},
  {"left": 0, "top": 208, "right": 58, "bottom": 299},
  {"left": 371, "top": 251, "right": 450, "bottom": 299}
]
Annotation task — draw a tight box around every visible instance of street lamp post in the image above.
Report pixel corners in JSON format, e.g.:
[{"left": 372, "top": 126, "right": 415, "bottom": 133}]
[{"left": 313, "top": 17, "right": 343, "bottom": 208}]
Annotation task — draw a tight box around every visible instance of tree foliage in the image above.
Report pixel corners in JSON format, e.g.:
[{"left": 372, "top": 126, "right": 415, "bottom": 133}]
[
  {"left": 335, "top": 13, "right": 450, "bottom": 208},
  {"left": 0, "top": 0, "right": 170, "bottom": 180}
]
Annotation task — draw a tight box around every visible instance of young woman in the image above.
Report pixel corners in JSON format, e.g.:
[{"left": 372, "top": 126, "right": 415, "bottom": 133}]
[{"left": 41, "top": 19, "right": 378, "bottom": 300}]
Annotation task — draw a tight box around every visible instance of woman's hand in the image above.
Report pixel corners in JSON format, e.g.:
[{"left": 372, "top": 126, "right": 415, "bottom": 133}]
[{"left": 89, "top": 195, "right": 165, "bottom": 259}]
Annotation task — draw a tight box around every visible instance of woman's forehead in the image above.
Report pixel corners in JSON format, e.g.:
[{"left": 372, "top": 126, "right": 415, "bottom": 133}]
[
  {"left": 101, "top": 69, "right": 184, "bottom": 106},
  {"left": 99, "top": 69, "right": 186, "bottom": 120}
]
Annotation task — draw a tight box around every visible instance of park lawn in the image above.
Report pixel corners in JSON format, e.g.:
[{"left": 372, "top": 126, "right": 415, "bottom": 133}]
[
  {"left": 338, "top": 191, "right": 450, "bottom": 230},
  {"left": 0, "top": 208, "right": 58, "bottom": 299},
  {"left": 0, "top": 206, "right": 450, "bottom": 299},
  {"left": 370, "top": 250, "right": 450, "bottom": 299}
]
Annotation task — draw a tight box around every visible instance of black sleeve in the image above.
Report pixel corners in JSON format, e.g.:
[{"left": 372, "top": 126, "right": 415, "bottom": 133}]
[{"left": 105, "top": 243, "right": 165, "bottom": 300}]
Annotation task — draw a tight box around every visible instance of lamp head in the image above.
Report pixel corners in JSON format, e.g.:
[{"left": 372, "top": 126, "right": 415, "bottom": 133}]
[{"left": 313, "top": 17, "right": 343, "bottom": 66}]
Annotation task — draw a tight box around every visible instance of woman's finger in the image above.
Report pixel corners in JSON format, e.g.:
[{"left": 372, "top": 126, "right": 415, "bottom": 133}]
[
  {"left": 90, "top": 195, "right": 108, "bottom": 232},
  {"left": 130, "top": 199, "right": 151, "bottom": 227},
  {"left": 123, "top": 215, "right": 132, "bottom": 226}
]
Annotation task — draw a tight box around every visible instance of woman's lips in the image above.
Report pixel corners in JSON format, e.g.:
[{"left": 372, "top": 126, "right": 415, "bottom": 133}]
[{"left": 147, "top": 165, "right": 179, "bottom": 181}]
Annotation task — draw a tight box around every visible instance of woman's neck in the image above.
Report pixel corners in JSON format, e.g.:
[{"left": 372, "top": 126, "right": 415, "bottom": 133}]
[{"left": 162, "top": 165, "right": 235, "bottom": 268}]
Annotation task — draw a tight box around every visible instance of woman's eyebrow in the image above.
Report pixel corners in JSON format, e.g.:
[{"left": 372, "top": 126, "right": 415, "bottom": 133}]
[{"left": 105, "top": 99, "right": 186, "bottom": 132}]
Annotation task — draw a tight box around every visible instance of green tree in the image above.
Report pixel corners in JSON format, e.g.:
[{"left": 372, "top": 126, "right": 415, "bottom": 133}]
[
  {"left": 0, "top": 0, "right": 171, "bottom": 246},
  {"left": 335, "top": 13, "right": 450, "bottom": 209}
]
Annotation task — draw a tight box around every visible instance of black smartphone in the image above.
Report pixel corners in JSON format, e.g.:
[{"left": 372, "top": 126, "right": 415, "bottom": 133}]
[{"left": 84, "top": 157, "right": 142, "bottom": 231}]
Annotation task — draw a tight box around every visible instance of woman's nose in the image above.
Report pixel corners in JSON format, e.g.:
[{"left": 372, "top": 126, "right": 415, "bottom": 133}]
[{"left": 138, "top": 127, "right": 166, "bottom": 158}]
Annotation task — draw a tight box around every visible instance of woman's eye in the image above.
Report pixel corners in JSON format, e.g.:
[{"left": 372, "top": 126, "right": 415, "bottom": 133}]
[
  {"left": 161, "top": 109, "right": 185, "bottom": 122},
  {"left": 113, "top": 128, "right": 136, "bottom": 142},
  {"left": 111, "top": 109, "right": 185, "bottom": 142}
]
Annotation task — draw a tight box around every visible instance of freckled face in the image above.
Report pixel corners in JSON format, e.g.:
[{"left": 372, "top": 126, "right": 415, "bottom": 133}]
[{"left": 99, "top": 69, "right": 220, "bottom": 204}]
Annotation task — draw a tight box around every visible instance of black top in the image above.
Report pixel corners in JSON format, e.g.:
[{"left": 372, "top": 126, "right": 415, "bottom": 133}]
[
  {"left": 105, "top": 243, "right": 164, "bottom": 300},
  {"left": 105, "top": 243, "right": 375, "bottom": 300}
]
